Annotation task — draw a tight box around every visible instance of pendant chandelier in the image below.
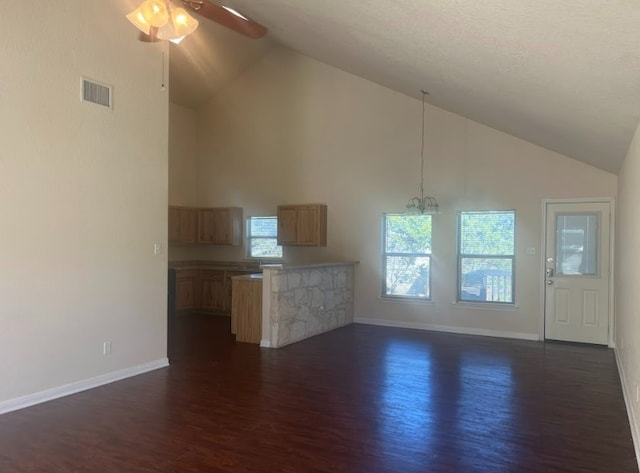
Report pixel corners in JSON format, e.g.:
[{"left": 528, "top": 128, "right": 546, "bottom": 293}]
[{"left": 406, "top": 90, "right": 440, "bottom": 215}]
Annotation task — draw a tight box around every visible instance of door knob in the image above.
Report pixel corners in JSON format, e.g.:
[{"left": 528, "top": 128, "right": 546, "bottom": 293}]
[{"left": 546, "top": 279, "right": 554, "bottom": 285}]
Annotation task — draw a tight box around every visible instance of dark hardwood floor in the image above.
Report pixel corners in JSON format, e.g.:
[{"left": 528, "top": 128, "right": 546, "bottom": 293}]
[{"left": 0, "top": 314, "right": 637, "bottom": 472}]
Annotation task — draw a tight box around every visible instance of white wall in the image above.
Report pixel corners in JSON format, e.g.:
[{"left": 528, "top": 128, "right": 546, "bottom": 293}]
[
  {"left": 0, "top": 1, "right": 169, "bottom": 404},
  {"left": 176, "top": 46, "right": 616, "bottom": 338},
  {"left": 615, "top": 122, "right": 640, "bottom": 459}
]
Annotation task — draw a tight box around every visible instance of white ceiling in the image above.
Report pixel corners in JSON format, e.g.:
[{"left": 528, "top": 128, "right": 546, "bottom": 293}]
[{"left": 171, "top": 0, "right": 640, "bottom": 173}]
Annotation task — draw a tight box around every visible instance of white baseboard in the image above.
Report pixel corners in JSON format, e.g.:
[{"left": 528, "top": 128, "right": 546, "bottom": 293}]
[
  {"left": 354, "top": 317, "right": 540, "bottom": 341},
  {"left": 0, "top": 358, "right": 169, "bottom": 416},
  {"left": 259, "top": 339, "right": 272, "bottom": 348},
  {"left": 615, "top": 348, "right": 640, "bottom": 472}
]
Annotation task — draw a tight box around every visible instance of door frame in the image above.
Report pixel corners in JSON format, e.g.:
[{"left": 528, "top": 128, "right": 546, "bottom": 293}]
[{"left": 539, "top": 198, "right": 616, "bottom": 347}]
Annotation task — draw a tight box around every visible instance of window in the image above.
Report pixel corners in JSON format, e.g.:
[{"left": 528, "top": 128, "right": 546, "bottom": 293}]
[
  {"left": 382, "top": 214, "right": 432, "bottom": 299},
  {"left": 555, "top": 213, "right": 598, "bottom": 276},
  {"left": 457, "top": 211, "right": 515, "bottom": 303},
  {"left": 247, "top": 217, "right": 283, "bottom": 259}
]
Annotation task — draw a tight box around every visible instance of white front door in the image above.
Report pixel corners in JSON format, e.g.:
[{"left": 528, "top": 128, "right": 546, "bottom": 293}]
[{"left": 544, "top": 201, "right": 611, "bottom": 345}]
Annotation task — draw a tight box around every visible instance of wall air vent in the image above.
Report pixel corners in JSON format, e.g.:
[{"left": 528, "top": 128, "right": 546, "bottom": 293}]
[{"left": 81, "top": 77, "right": 112, "bottom": 108}]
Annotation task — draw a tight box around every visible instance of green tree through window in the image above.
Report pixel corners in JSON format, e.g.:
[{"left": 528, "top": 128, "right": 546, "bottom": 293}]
[
  {"left": 458, "top": 211, "right": 515, "bottom": 303},
  {"left": 247, "top": 217, "right": 283, "bottom": 259},
  {"left": 383, "top": 214, "right": 432, "bottom": 299}
]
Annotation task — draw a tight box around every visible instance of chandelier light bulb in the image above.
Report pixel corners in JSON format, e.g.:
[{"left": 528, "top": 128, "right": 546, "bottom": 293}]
[{"left": 140, "top": 0, "right": 170, "bottom": 28}]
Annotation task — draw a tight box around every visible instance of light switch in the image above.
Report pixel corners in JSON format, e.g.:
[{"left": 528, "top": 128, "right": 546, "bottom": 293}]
[{"left": 526, "top": 247, "right": 536, "bottom": 255}]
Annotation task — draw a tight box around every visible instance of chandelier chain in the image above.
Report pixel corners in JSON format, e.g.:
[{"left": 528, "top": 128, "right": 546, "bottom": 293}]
[
  {"left": 420, "top": 90, "right": 426, "bottom": 199},
  {"left": 405, "top": 89, "right": 440, "bottom": 214}
]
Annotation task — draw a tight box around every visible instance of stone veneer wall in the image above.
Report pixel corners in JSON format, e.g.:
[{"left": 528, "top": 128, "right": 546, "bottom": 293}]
[{"left": 267, "top": 264, "right": 355, "bottom": 348}]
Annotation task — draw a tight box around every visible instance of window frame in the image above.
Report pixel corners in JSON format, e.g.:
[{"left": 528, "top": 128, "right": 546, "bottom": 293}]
[
  {"left": 381, "top": 213, "right": 433, "bottom": 301},
  {"left": 246, "top": 216, "right": 283, "bottom": 260},
  {"left": 456, "top": 210, "right": 516, "bottom": 305}
]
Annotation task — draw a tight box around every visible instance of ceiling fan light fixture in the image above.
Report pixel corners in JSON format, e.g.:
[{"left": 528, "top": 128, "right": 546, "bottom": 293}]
[
  {"left": 172, "top": 7, "right": 199, "bottom": 35},
  {"left": 127, "top": 0, "right": 266, "bottom": 41},
  {"left": 157, "top": 6, "right": 198, "bottom": 41},
  {"left": 126, "top": 6, "right": 152, "bottom": 35},
  {"left": 128, "top": 1, "right": 199, "bottom": 42},
  {"left": 140, "top": 0, "right": 170, "bottom": 27}
]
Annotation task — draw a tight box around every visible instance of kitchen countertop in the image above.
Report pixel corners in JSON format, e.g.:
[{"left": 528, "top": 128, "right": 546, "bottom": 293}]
[
  {"left": 231, "top": 273, "right": 263, "bottom": 280},
  {"left": 169, "top": 260, "right": 261, "bottom": 271},
  {"left": 260, "top": 261, "right": 359, "bottom": 271},
  {"left": 169, "top": 260, "right": 359, "bottom": 272}
]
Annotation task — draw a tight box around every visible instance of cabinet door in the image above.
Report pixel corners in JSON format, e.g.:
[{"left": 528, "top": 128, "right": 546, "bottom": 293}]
[
  {"left": 175, "top": 270, "right": 199, "bottom": 311},
  {"left": 200, "top": 271, "right": 226, "bottom": 312},
  {"left": 198, "top": 209, "right": 216, "bottom": 244},
  {"left": 296, "top": 206, "right": 320, "bottom": 245},
  {"left": 179, "top": 208, "right": 198, "bottom": 243},
  {"left": 212, "top": 208, "right": 234, "bottom": 245},
  {"left": 231, "top": 278, "right": 263, "bottom": 344},
  {"left": 277, "top": 207, "right": 299, "bottom": 245},
  {"left": 169, "top": 207, "right": 198, "bottom": 244},
  {"left": 277, "top": 204, "right": 327, "bottom": 246},
  {"left": 198, "top": 208, "right": 242, "bottom": 246}
]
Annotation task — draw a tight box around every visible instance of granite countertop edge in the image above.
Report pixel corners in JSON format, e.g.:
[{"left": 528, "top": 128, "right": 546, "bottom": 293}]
[{"left": 169, "top": 260, "right": 359, "bottom": 272}]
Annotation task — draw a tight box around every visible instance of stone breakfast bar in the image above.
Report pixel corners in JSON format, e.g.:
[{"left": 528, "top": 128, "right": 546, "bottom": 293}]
[{"left": 257, "top": 262, "right": 357, "bottom": 348}]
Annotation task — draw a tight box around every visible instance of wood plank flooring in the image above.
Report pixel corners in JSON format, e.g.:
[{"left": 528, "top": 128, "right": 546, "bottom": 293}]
[{"left": 0, "top": 314, "right": 637, "bottom": 472}]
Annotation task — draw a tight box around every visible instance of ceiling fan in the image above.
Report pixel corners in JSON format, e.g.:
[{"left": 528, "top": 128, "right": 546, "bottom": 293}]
[{"left": 127, "top": 0, "right": 267, "bottom": 43}]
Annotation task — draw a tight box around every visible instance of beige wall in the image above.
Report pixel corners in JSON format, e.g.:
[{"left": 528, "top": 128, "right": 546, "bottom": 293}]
[
  {"left": 0, "top": 1, "right": 168, "bottom": 404},
  {"left": 168, "top": 103, "right": 200, "bottom": 261},
  {"left": 615, "top": 123, "right": 640, "bottom": 454},
  {"left": 169, "top": 103, "right": 198, "bottom": 205},
  {"left": 172, "top": 46, "right": 617, "bottom": 338}
]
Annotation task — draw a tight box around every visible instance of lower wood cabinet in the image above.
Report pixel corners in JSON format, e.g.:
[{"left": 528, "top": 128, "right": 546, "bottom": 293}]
[
  {"left": 224, "top": 271, "right": 251, "bottom": 312},
  {"left": 231, "top": 276, "right": 262, "bottom": 344},
  {"left": 200, "top": 271, "right": 226, "bottom": 312},
  {"left": 174, "top": 267, "right": 258, "bottom": 315},
  {"left": 175, "top": 270, "right": 198, "bottom": 311}
]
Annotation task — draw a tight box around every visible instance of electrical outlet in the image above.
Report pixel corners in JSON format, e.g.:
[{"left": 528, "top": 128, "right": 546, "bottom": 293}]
[
  {"left": 103, "top": 341, "right": 112, "bottom": 356},
  {"left": 526, "top": 247, "right": 536, "bottom": 255}
]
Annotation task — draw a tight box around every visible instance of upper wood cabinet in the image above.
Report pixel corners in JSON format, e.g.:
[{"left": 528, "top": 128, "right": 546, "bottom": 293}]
[
  {"left": 169, "top": 206, "right": 242, "bottom": 246},
  {"left": 277, "top": 204, "right": 327, "bottom": 246},
  {"left": 198, "top": 207, "right": 243, "bottom": 246},
  {"left": 168, "top": 206, "right": 198, "bottom": 244}
]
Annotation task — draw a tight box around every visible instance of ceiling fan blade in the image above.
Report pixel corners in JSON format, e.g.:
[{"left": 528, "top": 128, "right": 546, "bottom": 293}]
[{"left": 181, "top": 1, "right": 267, "bottom": 39}]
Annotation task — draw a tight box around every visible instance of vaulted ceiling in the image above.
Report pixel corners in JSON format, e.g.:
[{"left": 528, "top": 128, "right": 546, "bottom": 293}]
[{"left": 170, "top": 0, "right": 640, "bottom": 173}]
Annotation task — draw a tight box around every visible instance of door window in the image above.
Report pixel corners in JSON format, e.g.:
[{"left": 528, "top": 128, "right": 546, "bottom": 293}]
[{"left": 555, "top": 213, "right": 598, "bottom": 276}]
